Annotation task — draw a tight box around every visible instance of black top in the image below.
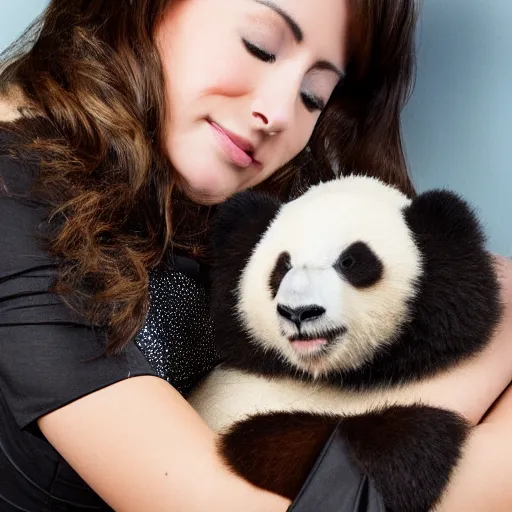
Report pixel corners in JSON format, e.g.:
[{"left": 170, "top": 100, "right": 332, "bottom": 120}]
[{"left": 0, "top": 130, "right": 217, "bottom": 510}]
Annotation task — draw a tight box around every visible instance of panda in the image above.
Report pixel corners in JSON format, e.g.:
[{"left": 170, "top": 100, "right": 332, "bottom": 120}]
[{"left": 187, "top": 175, "right": 502, "bottom": 512}]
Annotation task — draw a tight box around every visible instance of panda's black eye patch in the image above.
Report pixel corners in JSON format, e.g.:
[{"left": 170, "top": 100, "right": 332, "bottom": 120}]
[
  {"left": 334, "top": 242, "right": 383, "bottom": 288},
  {"left": 269, "top": 251, "right": 292, "bottom": 298}
]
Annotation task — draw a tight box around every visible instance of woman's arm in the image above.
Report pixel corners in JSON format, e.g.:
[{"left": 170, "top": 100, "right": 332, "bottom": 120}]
[
  {"left": 39, "top": 256, "right": 512, "bottom": 512},
  {"left": 433, "top": 256, "right": 512, "bottom": 511},
  {"left": 39, "top": 375, "right": 291, "bottom": 512},
  {"left": 434, "top": 384, "right": 512, "bottom": 512}
]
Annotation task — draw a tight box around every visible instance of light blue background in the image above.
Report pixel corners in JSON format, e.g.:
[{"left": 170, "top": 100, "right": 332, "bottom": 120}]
[
  {"left": 0, "top": 1, "right": 48, "bottom": 52},
  {"left": 402, "top": 0, "right": 512, "bottom": 256},
  {"left": 1, "top": 0, "right": 511, "bottom": 254}
]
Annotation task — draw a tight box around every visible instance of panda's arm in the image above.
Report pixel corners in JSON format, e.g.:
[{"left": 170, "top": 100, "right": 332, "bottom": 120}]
[
  {"left": 434, "top": 384, "right": 512, "bottom": 512},
  {"left": 219, "top": 411, "right": 388, "bottom": 511},
  {"left": 220, "top": 405, "right": 468, "bottom": 512}
]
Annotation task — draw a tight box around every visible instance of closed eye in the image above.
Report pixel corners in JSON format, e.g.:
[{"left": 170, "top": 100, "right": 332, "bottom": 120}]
[
  {"left": 301, "top": 92, "right": 325, "bottom": 112},
  {"left": 242, "top": 38, "right": 276, "bottom": 63},
  {"left": 243, "top": 39, "right": 326, "bottom": 113}
]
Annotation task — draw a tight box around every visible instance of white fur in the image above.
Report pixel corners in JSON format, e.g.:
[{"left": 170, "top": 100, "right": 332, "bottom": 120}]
[
  {"left": 188, "top": 367, "right": 432, "bottom": 434},
  {"left": 237, "top": 176, "right": 423, "bottom": 377}
]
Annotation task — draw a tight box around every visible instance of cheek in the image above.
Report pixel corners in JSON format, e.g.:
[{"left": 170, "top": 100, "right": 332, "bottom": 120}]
[
  {"left": 248, "top": 125, "right": 315, "bottom": 189},
  {"left": 186, "top": 32, "right": 255, "bottom": 98},
  {"left": 161, "top": 44, "right": 245, "bottom": 106},
  {"left": 158, "top": 15, "right": 255, "bottom": 109},
  {"left": 289, "top": 123, "right": 314, "bottom": 157},
  {"left": 275, "top": 119, "right": 317, "bottom": 167},
  {"left": 198, "top": 65, "right": 252, "bottom": 100}
]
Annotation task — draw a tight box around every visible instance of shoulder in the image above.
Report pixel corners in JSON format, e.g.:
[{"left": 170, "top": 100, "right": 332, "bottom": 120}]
[
  {"left": 0, "top": 124, "right": 47, "bottom": 228},
  {"left": 0, "top": 91, "right": 42, "bottom": 194},
  {"left": 0, "top": 126, "right": 41, "bottom": 197},
  {"left": 0, "top": 125, "right": 54, "bottom": 298}
]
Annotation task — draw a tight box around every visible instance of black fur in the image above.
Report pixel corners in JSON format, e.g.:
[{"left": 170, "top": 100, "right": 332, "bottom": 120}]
[
  {"left": 210, "top": 190, "right": 282, "bottom": 267},
  {"left": 341, "top": 405, "right": 469, "bottom": 512},
  {"left": 219, "top": 411, "right": 337, "bottom": 501},
  {"left": 334, "top": 241, "right": 384, "bottom": 288},
  {"left": 211, "top": 187, "right": 502, "bottom": 387},
  {"left": 270, "top": 251, "right": 292, "bottom": 298},
  {"left": 220, "top": 405, "right": 469, "bottom": 512},
  {"left": 209, "top": 191, "right": 282, "bottom": 366}
]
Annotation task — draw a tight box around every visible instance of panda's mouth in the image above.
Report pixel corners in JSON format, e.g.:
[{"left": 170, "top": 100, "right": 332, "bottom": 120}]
[{"left": 288, "top": 327, "right": 347, "bottom": 356}]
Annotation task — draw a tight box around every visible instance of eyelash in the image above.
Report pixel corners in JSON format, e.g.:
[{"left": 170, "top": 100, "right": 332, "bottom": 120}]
[
  {"left": 242, "top": 38, "right": 325, "bottom": 113},
  {"left": 301, "top": 93, "right": 325, "bottom": 112},
  {"left": 242, "top": 38, "right": 276, "bottom": 63}
]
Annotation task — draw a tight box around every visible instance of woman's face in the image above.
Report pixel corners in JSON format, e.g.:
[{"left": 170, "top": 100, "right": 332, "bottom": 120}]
[{"left": 156, "top": 0, "right": 348, "bottom": 204}]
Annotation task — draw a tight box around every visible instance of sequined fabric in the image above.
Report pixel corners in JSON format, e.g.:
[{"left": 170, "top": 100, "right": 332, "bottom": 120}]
[{"left": 134, "top": 256, "right": 219, "bottom": 396}]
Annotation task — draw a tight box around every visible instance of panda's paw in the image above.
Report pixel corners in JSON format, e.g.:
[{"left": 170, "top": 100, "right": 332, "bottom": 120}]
[
  {"left": 341, "top": 404, "right": 470, "bottom": 512},
  {"left": 218, "top": 411, "right": 339, "bottom": 500}
]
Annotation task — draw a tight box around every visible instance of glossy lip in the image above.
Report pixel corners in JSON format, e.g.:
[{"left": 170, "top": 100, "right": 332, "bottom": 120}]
[{"left": 208, "top": 119, "right": 261, "bottom": 168}]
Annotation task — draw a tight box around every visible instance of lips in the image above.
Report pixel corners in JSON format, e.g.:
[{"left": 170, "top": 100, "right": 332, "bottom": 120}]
[
  {"left": 290, "top": 338, "right": 328, "bottom": 355},
  {"left": 208, "top": 120, "right": 260, "bottom": 169},
  {"left": 288, "top": 326, "right": 347, "bottom": 356}
]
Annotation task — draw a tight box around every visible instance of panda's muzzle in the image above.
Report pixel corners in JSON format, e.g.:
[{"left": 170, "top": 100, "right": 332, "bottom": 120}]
[
  {"left": 276, "top": 303, "right": 326, "bottom": 329},
  {"left": 277, "top": 302, "right": 347, "bottom": 350},
  {"left": 274, "top": 265, "right": 347, "bottom": 350}
]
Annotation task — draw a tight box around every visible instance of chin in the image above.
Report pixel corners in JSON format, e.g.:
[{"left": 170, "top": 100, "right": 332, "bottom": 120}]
[
  {"left": 175, "top": 159, "right": 262, "bottom": 205},
  {"left": 178, "top": 171, "right": 239, "bottom": 206},
  {"left": 184, "top": 189, "right": 228, "bottom": 206}
]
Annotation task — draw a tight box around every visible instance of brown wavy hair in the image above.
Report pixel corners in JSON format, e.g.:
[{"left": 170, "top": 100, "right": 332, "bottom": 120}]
[{"left": 0, "top": 0, "right": 419, "bottom": 353}]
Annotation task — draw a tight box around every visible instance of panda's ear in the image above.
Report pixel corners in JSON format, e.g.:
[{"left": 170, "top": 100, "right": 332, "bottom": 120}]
[
  {"left": 210, "top": 190, "right": 282, "bottom": 263},
  {"left": 404, "top": 189, "right": 487, "bottom": 250},
  {"left": 402, "top": 190, "right": 502, "bottom": 361}
]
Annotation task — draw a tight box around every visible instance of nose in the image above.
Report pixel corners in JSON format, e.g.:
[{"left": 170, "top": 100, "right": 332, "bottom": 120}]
[
  {"left": 251, "top": 79, "right": 297, "bottom": 135},
  {"left": 277, "top": 304, "right": 326, "bottom": 328},
  {"left": 251, "top": 106, "right": 290, "bottom": 136}
]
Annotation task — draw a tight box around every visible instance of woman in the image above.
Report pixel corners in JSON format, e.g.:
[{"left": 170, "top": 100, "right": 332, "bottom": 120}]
[{"left": 0, "top": 0, "right": 511, "bottom": 510}]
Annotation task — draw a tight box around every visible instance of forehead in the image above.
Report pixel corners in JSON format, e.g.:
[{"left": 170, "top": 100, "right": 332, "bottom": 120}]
[{"left": 261, "top": 178, "right": 414, "bottom": 265}]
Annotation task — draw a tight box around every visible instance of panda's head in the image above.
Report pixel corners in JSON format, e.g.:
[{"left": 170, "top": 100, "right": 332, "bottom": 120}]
[{"left": 210, "top": 176, "right": 501, "bottom": 384}]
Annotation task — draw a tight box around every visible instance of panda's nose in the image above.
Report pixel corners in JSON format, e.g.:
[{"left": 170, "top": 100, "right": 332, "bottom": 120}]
[{"left": 277, "top": 304, "right": 326, "bottom": 328}]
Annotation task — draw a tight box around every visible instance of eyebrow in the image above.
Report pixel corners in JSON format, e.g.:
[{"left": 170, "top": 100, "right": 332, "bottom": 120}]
[
  {"left": 253, "top": 0, "right": 345, "bottom": 79},
  {"left": 254, "top": 0, "right": 303, "bottom": 42}
]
